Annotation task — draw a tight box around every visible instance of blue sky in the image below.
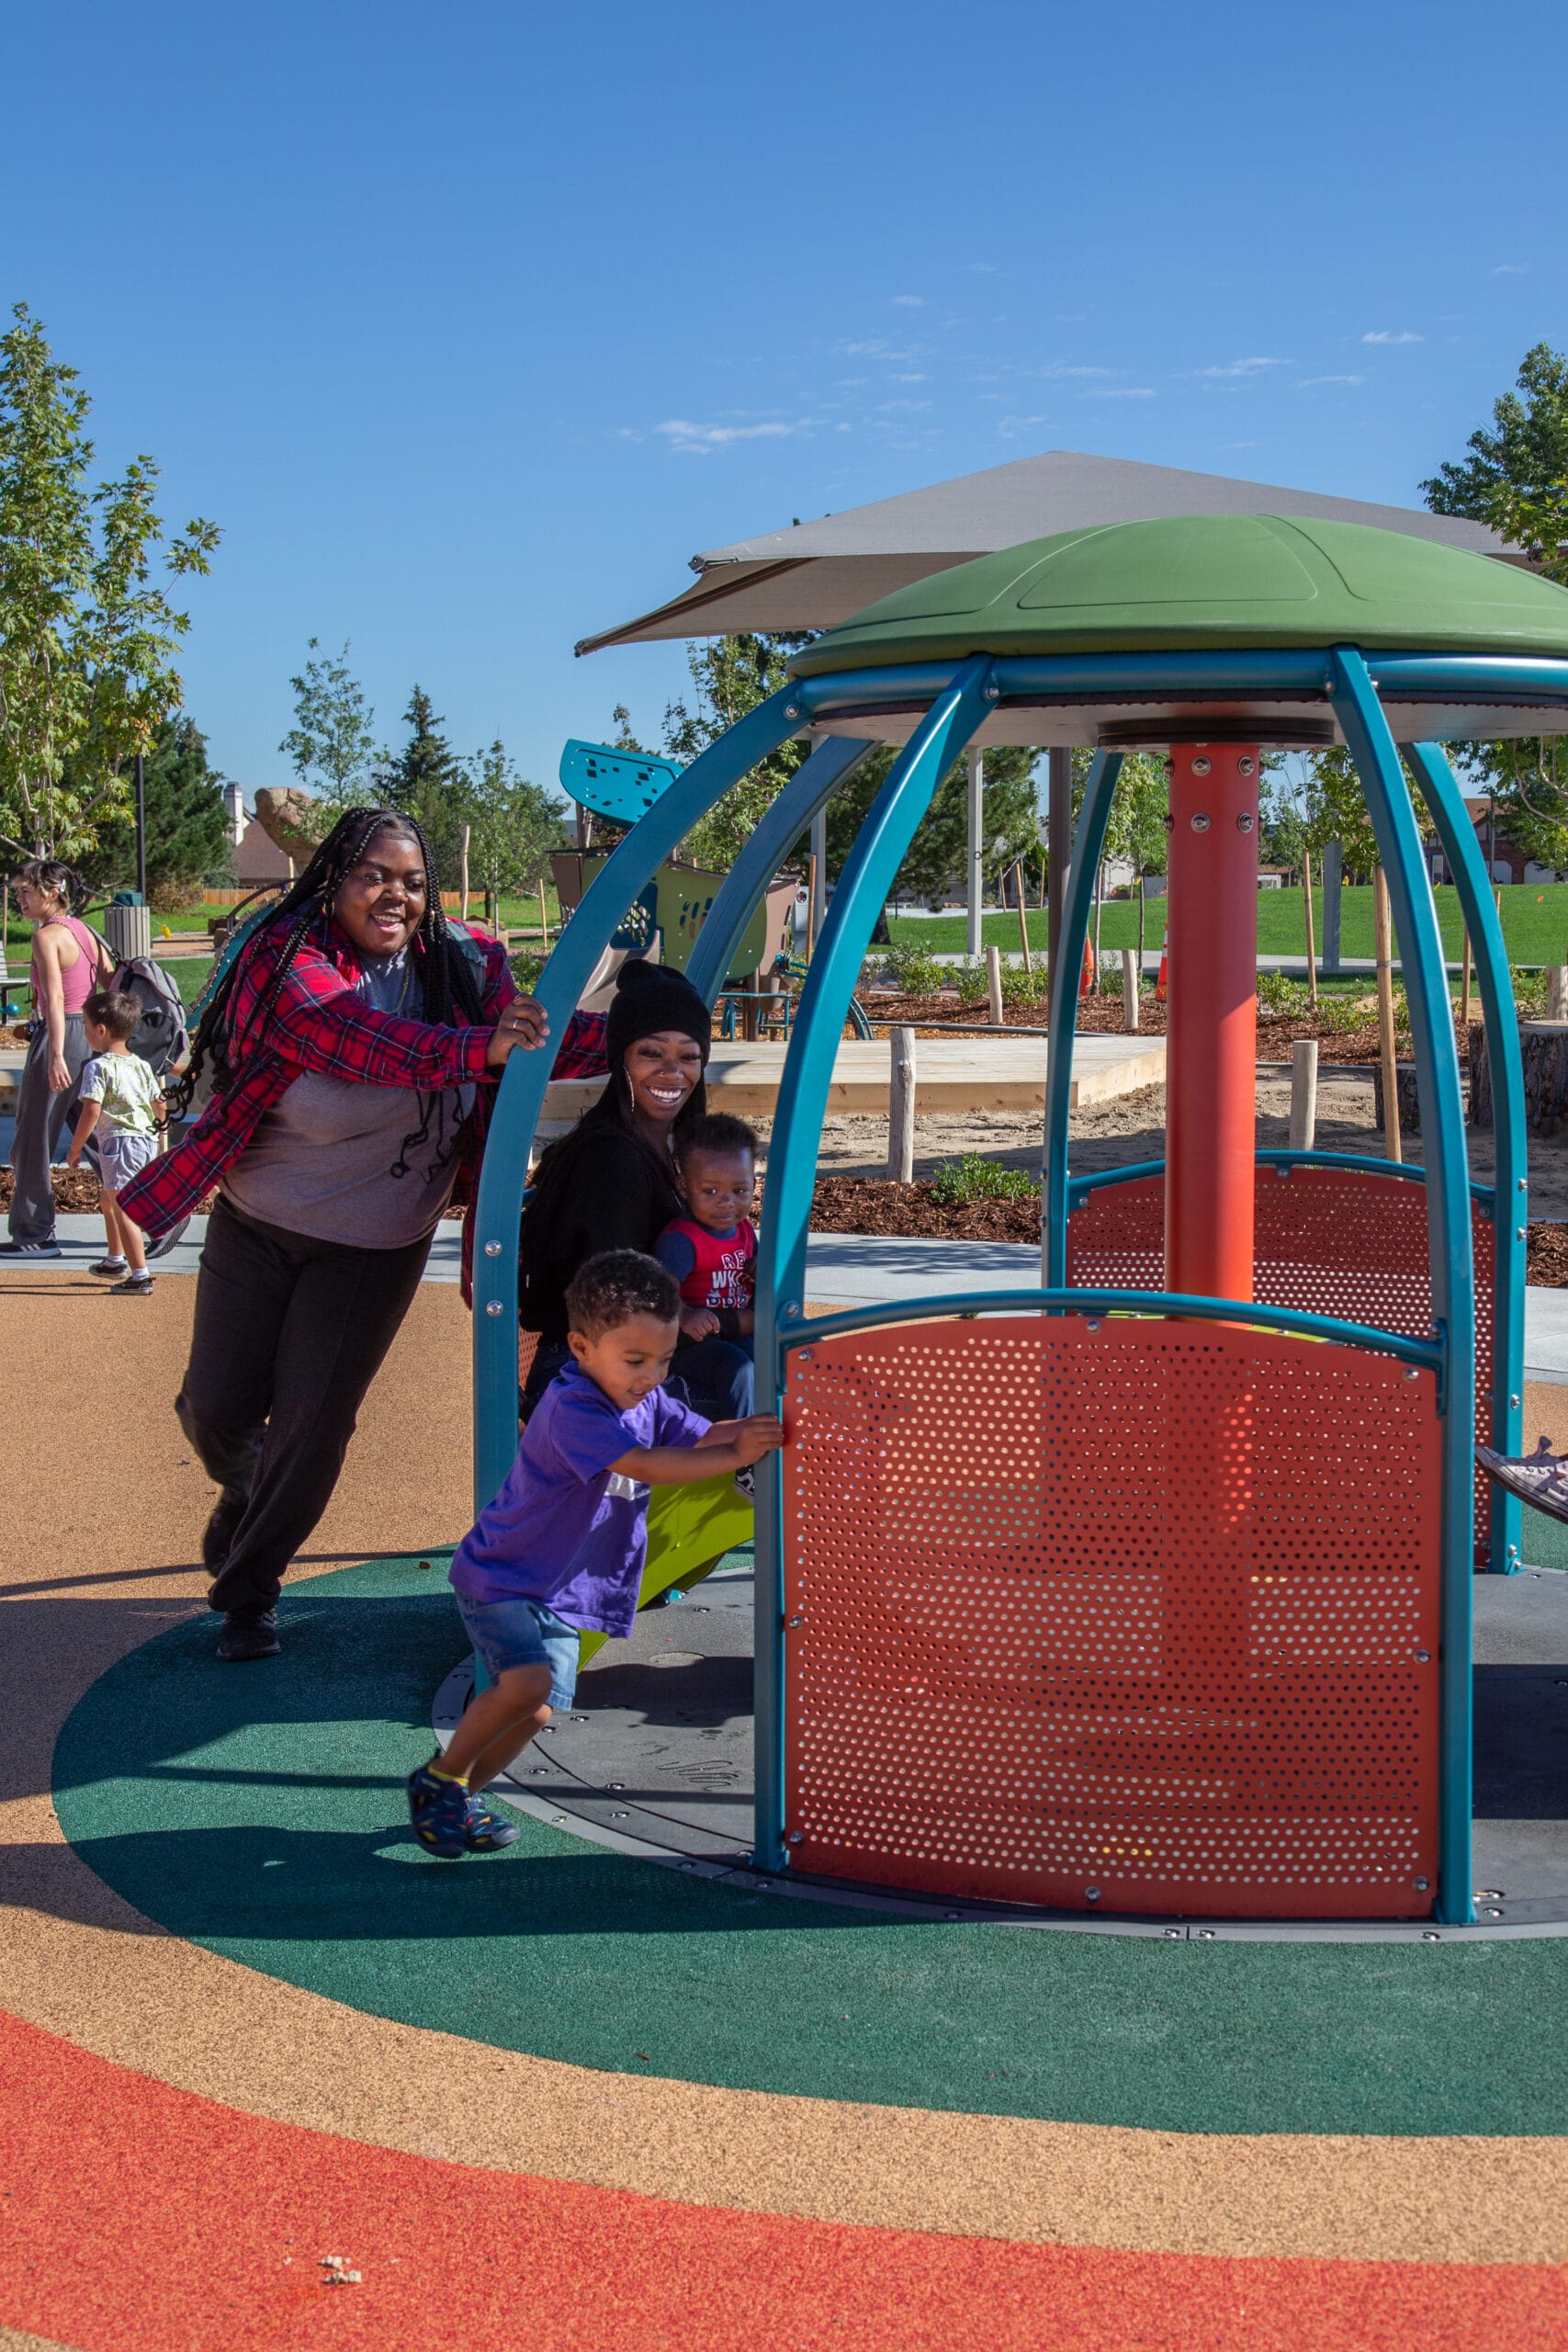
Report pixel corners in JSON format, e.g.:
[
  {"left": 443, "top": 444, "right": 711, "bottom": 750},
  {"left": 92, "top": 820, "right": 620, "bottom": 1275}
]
[{"left": 4, "top": 0, "right": 1563, "bottom": 801}]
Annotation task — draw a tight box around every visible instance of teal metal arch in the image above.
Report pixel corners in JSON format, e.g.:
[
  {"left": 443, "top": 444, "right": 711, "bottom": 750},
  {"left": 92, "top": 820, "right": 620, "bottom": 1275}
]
[
  {"left": 685, "top": 735, "right": 876, "bottom": 1008},
  {"left": 470, "top": 684, "right": 802, "bottom": 1510},
  {"left": 751, "top": 655, "right": 998, "bottom": 1871},
  {"left": 1042, "top": 750, "right": 1123, "bottom": 1286},
  {"left": 1328, "top": 650, "right": 1474, "bottom": 1920},
  {"left": 1404, "top": 738, "right": 1527, "bottom": 1577}
]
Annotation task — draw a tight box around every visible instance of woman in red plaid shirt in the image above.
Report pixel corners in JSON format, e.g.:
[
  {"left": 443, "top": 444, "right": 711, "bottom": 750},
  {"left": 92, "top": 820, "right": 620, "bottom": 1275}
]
[{"left": 119, "top": 808, "right": 551, "bottom": 1661}]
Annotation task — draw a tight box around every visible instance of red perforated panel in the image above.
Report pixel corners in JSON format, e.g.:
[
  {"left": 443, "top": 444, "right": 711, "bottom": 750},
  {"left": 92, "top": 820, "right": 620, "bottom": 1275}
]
[
  {"left": 782, "top": 1317, "right": 1439, "bottom": 1918},
  {"left": 1066, "top": 1163, "right": 1492, "bottom": 1564}
]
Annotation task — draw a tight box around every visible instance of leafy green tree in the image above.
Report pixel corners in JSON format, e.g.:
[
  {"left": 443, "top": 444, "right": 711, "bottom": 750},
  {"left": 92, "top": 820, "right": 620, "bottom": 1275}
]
[
  {"left": 82, "top": 712, "right": 232, "bottom": 910},
  {"left": 1423, "top": 342, "right": 1568, "bottom": 582},
  {"left": 1102, "top": 752, "right": 1171, "bottom": 961},
  {"left": 466, "top": 740, "right": 567, "bottom": 908},
  {"left": 0, "top": 303, "right": 220, "bottom": 860},
  {"left": 820, "top": 744, "right": 1040, "bottom": 909},
  {"left": 1424, "top": 345, "right": 1568, "bottom": 861},
  {"left": 657, "top": 634, "right": 809, "bottom": 867},
  {"left": 279, "top": 638, "right": 378, "bottom": 818}
]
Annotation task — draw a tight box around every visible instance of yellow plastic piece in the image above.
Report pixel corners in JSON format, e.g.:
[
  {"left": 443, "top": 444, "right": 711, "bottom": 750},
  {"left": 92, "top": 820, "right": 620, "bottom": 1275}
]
[{"left": 577, "top": 1475, "right": 752, "bottom": 1663}]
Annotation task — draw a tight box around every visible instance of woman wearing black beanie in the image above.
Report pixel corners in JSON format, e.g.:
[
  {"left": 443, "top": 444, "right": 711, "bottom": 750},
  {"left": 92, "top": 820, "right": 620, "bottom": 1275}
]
[{"left": 517, "top": 959, "right": 753, "bottom": 1420}]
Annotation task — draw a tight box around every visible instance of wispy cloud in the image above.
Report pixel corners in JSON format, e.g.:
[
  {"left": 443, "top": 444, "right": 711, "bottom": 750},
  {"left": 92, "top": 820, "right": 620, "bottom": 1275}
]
[
  {"left": 835, "top": 337, "right": 917, "bottom": 358},
  {"left": 1045, "top": 363, "right": 1115, "bottom": 379},
  {"left": 1298, "top": 373, "right": 1364, "bottom": 387},
  {"left": 1494, "top": 263, "right": 1529, "bottom": 275},
  {"left": 997, "top": 413, "right": 1049, "bottom": 439},
  {"left": 653, "top": 416, "right": 818, "bottom": 453},
  {"left": 1093, "top": 386, "right": 1156, "bottom": 399},
  {"left": 1362, "top": 330, "right": 1422, "bottom": 344},
  {"left": 1195, "top": 356, "right": 1292, "bottom": 378},
  {"left": 875, "top": 398, "right": 931, "bottom": 413},
  {"left": 889, "top": 371, "right": 928, "bottom": 382},
  {"left": 889, "top": 294, "right": 926, "bottom": 308}
]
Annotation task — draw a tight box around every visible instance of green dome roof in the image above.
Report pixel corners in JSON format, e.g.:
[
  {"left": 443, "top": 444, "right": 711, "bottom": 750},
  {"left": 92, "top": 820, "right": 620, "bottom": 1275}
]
[{"left": 787, "top": 513, "right": 1568, "bottom": 674}]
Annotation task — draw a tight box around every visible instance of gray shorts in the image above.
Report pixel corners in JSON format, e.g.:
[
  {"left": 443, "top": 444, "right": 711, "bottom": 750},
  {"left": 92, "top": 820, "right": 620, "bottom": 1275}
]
[{"left": 98, "top": 1129, "right": 159, "bottom": 1193}]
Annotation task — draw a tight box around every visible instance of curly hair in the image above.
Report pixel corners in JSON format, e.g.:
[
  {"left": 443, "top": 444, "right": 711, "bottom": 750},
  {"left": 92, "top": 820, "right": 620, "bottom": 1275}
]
[
  {"left": 565, "top": 1249, "right": 681, "bottom": 1340},
  {"left": 171, "top": 807, "right": 486, "bottom": 1181}
]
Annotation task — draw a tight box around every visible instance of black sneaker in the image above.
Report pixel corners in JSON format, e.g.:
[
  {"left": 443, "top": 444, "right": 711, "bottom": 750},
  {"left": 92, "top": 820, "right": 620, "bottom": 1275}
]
[
  {"left": 144, "top": 1216, "right": 192, "bottom": 1262},
  {"left": 216, "top": 1610, "right": 280, "bottom": 1662},
  {"left": 111, "top": 1271, "right": 153, "bottom": 1295},
  {"left": 0, "top": 1238, "right": 62, "bottom": 1258},
  {"left": 203, "top": 1490, "right": 250, "bottom": 1578},
  {"left": 89, "top": 1255, "right": 129, "bottom": 1277}
]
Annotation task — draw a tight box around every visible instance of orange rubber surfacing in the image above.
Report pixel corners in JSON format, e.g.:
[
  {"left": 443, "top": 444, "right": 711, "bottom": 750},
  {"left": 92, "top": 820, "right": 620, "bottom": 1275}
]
[
  {"left": 1067, "top": 1161, "right": 1493, "bottom": 1565},
  {"left": 783, "top": 1316, "right": 1439, "bottom": 1918}
]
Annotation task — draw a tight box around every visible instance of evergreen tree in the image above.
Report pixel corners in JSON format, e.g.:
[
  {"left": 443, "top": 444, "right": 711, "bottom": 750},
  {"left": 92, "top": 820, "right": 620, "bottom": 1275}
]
[
  {"left": 378, "top": 685, "right": 469, "bottom": 877},
  {"left": 83, "top": 713, "right": 232, "bottom": 910}
]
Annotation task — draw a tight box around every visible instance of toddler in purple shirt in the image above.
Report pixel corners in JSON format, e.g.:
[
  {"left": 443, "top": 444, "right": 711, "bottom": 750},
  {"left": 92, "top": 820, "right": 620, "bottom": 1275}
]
[{"left": 408, "top": 1248, "right": 784, "bottom": 1858}]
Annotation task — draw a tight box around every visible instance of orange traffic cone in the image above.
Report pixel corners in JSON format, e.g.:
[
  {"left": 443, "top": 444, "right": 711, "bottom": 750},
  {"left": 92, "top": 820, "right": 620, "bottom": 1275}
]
[
  {"left": 1079, "top": 936, "right": 1095, "bottom": 998},
  {"left": 1155, "top": 948, "right": 1168, "bottom": 1002}
]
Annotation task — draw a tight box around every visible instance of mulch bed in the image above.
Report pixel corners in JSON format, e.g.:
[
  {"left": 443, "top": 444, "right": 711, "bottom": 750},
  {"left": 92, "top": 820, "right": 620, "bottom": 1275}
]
[
  {"left": 860, "top": 990, "right": 1437, "bottom": 1067},
  {"left": 1529, "top": 1225, "right": 1568, "bottom": 1285},
  {"left": 811, "top": 1173, "right": 1040, "bottom": 1243}
]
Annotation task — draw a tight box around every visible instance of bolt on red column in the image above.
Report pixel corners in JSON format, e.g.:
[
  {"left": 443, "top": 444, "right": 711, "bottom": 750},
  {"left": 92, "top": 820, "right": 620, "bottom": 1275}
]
[{"left": 1164, "top": 743, "right": 1259, "bottom": 1302}]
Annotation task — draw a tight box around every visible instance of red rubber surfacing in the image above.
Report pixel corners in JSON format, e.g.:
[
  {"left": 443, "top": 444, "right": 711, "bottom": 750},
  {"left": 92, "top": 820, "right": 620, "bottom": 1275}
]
[
  {"left": 783, "top": 1317, "right": 1439, "bottom": 1917},
  {"left": 4, "top": 2008, "right": 1565, "bottom": 2352},
  {"left": 1067, "top": 1161, "right": 1492, "bottom": 1563}
]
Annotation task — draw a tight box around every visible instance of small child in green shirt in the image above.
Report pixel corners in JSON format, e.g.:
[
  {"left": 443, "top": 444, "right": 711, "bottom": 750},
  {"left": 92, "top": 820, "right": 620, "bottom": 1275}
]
[{"left": 67, "top": 987, "right": 164, "bottom": 1295}]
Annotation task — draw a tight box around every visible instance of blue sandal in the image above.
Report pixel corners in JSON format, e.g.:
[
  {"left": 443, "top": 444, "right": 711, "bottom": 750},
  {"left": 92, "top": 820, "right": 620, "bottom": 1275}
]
[
  {"left": 407, "top": 1763, "right": 469, "bottom": 1858},
  {"left": 463, "top": 1795, "right": 522, "bottom": 1851}
]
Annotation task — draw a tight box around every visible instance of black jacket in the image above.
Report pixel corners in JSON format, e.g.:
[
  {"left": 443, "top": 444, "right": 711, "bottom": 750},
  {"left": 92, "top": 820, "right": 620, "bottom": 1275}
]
[{"left": 519, "top": 1125, "right": 682, "bottom": 1347}]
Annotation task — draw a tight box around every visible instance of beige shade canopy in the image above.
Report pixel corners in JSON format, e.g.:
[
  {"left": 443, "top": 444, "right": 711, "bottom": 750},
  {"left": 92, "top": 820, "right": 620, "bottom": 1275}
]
[{"left": 576, "top": 448, "right": 1517, "bottom": 656}]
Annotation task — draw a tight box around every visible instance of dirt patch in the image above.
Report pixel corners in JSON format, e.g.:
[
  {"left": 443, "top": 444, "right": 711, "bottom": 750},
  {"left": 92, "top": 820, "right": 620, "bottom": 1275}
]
[{"left": 0, "top": 1168, "right": 105, "bottom": 1214}]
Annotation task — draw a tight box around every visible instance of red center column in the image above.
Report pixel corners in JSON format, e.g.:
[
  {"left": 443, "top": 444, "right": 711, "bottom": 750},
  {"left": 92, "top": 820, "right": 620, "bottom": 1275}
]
[{"left": 1165, "top": 742, "right": 1259, "bottom": 1302}]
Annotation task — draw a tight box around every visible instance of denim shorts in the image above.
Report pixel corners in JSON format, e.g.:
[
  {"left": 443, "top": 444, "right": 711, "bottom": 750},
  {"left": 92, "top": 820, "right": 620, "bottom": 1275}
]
[{"left": 455, "top": 1590, "right": 581, "bottom": 1712}]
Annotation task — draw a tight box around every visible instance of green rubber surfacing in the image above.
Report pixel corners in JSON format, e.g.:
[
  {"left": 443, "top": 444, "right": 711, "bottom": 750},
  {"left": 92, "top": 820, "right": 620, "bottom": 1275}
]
[{"left": 52, "top": 1555, "right": 1568, "bottom": 2139}]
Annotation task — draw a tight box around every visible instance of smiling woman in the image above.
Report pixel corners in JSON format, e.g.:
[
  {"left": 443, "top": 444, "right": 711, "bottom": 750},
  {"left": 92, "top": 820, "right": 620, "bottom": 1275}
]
[
  {"left": 517, "top": 959, "right": 754, "bottom": 1426},
  {"left": 117, "top": 807, "right": 550, "bottom": 1664}
]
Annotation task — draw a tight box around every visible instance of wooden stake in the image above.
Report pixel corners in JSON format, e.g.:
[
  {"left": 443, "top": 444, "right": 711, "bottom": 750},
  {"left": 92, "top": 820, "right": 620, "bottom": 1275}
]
[
  {"left": 1373, "top": 864, "right": 1402, "bottom": 1164},
  {"left": 1121, "top": 947, "right": 1139, "bottom": 1033},
  {"left": 537, "top": 878, "right": 550, "bottom": 950},
  {"left": 1302, "top": 847, "right": 1318, "bottom": 1005},
  {"left": 1459, "top": 924, "right": 1471, "bottom": 1034},
  {"left": 986, "top": 942, "right": 1004, "bottom": 1025},
  {"left": 1289, "top": 1037, "right": 1318, "bottom": 1150},
  {"left": 1015, "top": 862, "right": 1032, "bottom": 975},
  {"left": 459, "top": 823, "right": 471, "bottom": 922},
  {"left": 887, "top": 1026, "right": 916, "bottom": 1182},
  {"left": 805, "top": 852, "right": 818, "bottom": 961}
]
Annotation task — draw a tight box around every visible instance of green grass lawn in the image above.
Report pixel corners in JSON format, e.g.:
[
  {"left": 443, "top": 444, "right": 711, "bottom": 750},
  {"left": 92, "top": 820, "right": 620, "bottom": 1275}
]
[{"left": 889, "top": 883, "right": 1568, "bottom": 966}]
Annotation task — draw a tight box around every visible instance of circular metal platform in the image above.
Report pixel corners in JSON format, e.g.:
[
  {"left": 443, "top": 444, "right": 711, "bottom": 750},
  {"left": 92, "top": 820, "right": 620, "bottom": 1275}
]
[{"left": 434, "top": 1558, "right": 1568, "bottom": 1944}]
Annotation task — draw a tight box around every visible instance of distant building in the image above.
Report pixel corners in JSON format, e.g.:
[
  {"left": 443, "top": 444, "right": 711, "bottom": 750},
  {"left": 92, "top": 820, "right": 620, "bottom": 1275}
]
[
  {"left": 227, "top": 786, "right": 298, "bottom": 886},
  {"left": 1426, "top": 798, "right": 1562, "bottom": 888}
]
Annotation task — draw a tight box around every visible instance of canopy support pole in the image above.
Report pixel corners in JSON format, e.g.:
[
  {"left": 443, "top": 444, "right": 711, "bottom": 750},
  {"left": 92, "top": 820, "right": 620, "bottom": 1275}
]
[{"left": 966, "top": 748, "right": 984, "bottom": 957}]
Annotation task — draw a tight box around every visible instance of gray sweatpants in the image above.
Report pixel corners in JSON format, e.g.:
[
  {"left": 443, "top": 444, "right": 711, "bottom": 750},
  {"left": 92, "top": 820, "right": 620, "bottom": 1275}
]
[{"left": 6, "top": 1013, "right": 88, "bottom": 1244}]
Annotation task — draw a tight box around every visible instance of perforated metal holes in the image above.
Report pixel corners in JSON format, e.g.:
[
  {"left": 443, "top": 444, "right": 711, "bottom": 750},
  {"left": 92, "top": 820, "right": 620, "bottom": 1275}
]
[
  {"left": 781, "top": 1315, "right": 1439, "bottom": 1919},
  {"left": 1067, "top": 1162, "right": 1492, "bottom": 1565}
]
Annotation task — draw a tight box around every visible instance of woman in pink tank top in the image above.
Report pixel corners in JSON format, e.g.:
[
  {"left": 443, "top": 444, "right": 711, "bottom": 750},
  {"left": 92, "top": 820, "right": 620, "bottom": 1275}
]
[{"left": 3, "top": 860, "right": 112, "bottom": 1255}]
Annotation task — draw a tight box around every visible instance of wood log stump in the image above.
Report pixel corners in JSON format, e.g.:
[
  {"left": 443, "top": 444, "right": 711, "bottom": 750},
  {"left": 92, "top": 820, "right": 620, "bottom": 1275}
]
[
  {"left": 1469, "top": 1019, "right": 1568, "bottom": 1135},
  {"left": 1371, "top": 1060, "right": 1423, "bottom": 1136}
]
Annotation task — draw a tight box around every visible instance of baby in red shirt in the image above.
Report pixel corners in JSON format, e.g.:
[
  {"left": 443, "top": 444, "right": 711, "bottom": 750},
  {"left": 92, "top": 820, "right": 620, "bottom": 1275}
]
[{"left": 654, "top": 1112, "right": 759, "bottom": 1355}]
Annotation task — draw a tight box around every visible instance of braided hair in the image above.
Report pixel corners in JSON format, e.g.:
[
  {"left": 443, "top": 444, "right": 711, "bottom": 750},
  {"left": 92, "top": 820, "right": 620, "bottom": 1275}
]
[{"left": 172, "top": 808, "right": 487, "bottom": 1182}]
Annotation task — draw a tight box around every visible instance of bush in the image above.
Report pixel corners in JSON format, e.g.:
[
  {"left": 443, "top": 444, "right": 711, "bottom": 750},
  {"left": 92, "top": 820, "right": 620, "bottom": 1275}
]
[
  {"left": 1257, "top": 970, "right": 1312, "bottom": 1017},
  {"left": 952, "top": 956, "right": 988, "bottom": 1005},
  {"left": 999, "top": 962, "right": 1048, "bottom": 1007},
  {"left": 886, "top": 944, "right": 947, "bottom": 997},
  {"left": 931, "top": 1152, "right": 1040, "bottom": 1204},
  {"left": 509, "top": 949, "right": 547, "bottom": 991}
]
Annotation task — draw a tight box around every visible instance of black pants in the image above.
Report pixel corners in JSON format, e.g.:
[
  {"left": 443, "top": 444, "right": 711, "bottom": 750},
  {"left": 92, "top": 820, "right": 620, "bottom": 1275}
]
[{"left": 179, "top": 1198, "right": 434, "bottom": 1617}]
